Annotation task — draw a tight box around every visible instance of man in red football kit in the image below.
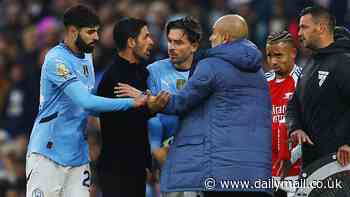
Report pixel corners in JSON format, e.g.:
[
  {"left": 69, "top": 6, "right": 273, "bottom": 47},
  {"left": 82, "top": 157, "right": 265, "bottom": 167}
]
[{"left": 265, "top": 31, "right": 302, "bottom": 197}]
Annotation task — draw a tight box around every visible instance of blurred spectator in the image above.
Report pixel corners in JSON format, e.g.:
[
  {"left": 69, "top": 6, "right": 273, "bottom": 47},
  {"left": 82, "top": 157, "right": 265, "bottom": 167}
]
[
  {"left": 0, "top": 141, "right": 26, "bottom": 197},
  {"left": 36, "top": 16, "right": 62, "bottom": 48},
  {"left": 146, "top": 1, "right": 170, "bottom": 59},
  {"left": 1, "top": 64, "right": 37, "bottom": 138},
  {"left": 0, "top": 63, "right": 10, "bottom": 113},
  {"left": 208, "top": 0, "right": 228, "bottom": 27}
]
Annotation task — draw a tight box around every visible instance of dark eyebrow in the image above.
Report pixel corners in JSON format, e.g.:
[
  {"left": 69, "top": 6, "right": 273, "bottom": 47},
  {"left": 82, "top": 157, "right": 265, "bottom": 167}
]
[
  {"left": 87, "top": 29, "right": 97, "bottom": 34},
  {"left": 168, "top": 32, "right": 186, "bottom": 42}
]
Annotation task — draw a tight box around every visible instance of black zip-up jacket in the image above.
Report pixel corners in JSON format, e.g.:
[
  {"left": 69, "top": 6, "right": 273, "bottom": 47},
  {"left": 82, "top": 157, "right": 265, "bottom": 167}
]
[
  {"left": 287, "top": 36, "right": 350, "bottom": 167},
  {"left": 96, "top": 55, "right": 152, "bottom": 197}
]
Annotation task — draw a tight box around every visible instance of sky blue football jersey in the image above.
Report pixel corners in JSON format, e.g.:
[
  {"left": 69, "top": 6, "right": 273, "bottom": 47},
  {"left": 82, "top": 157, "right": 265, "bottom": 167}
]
[
  {"left": 147, "top": 59, "right": 189, "bottom": 150},
  {"left": 28, "top": 43, "right": 97, "bottom": 166}
]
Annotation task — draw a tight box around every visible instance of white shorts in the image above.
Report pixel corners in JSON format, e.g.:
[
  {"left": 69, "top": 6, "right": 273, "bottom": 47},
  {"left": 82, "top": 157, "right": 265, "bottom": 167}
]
[
  {"left": 162, "top": 191, "right": 203, "bottom": 197},
  {"left": 26, "top": 153, "right": 90, "bottom": 197}
]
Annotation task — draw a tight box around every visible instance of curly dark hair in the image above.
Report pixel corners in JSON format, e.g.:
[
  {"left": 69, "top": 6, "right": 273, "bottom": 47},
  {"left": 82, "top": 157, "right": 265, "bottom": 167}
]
[
  {"left": 166, "top": 16, "right": 202, "bottom": 43},
  {"left": 63, "top": 4, "right": 100, "bottom": 28},
  {"left": 266, "top": 30, "right": 294, "bottom": 46}
]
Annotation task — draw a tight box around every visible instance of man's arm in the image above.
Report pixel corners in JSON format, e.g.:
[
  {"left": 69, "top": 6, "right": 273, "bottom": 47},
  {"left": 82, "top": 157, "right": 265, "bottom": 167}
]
[
  {"left": 44, "top": 55, "right": 144, "bottom": 112},
  {"left": 161, "top": 59, "right": 215, "bottom": 116},
  {"left": 64, "top": 80, "right": 145, "bottom": 112},
  {"left": 286, "top": 87, "right": 303, "bottom": 134},
  {"left": 334, "top": 58, "right": 350, "bottom": 166},
  {"left": 286, "top": 80, "right": 315, "bottom": 145},
  {"left": 334, "top": 58, "right": 350, "bottom": 145}
]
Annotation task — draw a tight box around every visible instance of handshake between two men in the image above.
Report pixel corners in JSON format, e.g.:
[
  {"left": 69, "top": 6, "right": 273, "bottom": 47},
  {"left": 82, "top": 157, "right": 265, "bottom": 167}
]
[{"left": 114, "top": 82, "right": 171, "bottom": 114}]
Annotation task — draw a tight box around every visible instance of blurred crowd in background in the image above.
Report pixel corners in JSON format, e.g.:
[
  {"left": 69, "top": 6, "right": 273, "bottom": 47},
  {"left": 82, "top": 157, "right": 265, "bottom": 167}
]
[{"left": 0, "top": 0, "right": 349, "bottom": 197}]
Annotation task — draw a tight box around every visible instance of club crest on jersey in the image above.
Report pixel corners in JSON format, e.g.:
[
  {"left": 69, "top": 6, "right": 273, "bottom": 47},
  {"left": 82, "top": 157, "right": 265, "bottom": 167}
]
[
  {"left": 176, "top": 79, "right": 186, "bottom": 90},
  {"left": 32, "top": 188, "right": 44, "bottom": 197},
  {"left": 56, "top": 63, "right": 70, "bottom": 78},
  {"left": 83, "top": 65, "right": 89, "bottom": 78},
  {"left": 318, "top": 70, "right": 329, "bottom": 87},
  {"left": 283, "top": 92, "right": 294, "bottom": 100}
]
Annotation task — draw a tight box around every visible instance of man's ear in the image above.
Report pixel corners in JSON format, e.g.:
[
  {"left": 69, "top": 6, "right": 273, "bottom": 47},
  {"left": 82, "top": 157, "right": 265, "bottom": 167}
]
[
  {"left": 191, "top": 42, "right": 199, "bottom": 53},
  {"left": 318, "top": 22, "right": 328, "bottom": 34},
  {"left": 68, "top": 26, "right": 79, "bottom": 40},
  {"left": 127, "top": 37, "right": 136, "bottom": 48},
  {"left": 223, "top": 33, "right": 232, "bottom": 44},
  {"left": 291, "top": 47, "right": 297, "bottom": 59}
]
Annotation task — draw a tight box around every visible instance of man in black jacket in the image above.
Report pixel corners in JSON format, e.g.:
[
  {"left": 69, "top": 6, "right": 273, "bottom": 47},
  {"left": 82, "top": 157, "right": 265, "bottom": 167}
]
[
  {"left": 287, "top": 6, "right": 350, "bottom": 168},
  {"left": 97, "top": 18, "right": 154, "bottom": 197}
]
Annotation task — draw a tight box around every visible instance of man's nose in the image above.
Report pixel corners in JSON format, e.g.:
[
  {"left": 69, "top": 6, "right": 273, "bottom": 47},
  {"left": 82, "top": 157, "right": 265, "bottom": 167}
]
[
  {"left": 298, "top": 29, "right": 302, "bottom": 37},
  {"left": 94, "top": 32, "right": 99, "bottom": 41},
  {"left": 149, "top": 38, "right": 154, "bottom": 46},
  {"left": 169, "top": 43, "right": 175, "bottom": 50},
  {"left": 271, "top": 58, "right": 278, "bottom": 65}
]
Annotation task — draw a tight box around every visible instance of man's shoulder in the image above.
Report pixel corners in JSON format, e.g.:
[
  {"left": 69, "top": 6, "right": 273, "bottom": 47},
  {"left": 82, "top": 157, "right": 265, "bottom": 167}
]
[
  {"left": 290, "top": 65, "right": 302, "bottom": 81},
  {"left": 335, "top": 52, "right": 350, "bottom": 63},
  {"left": 44, "top": 45, "right": 74, "bottom": 68},
  {"left": 196, "top": 56, "right": 223, "bottom": 67},
  {"left": 190, "top": 57, "right": 224, "bottom": 75},
  {"left": 98, "top": 65, "right": 119, "bottom": 87},
  {"left": 264, "top": 71, "right": 275, "bottom": 81},
  {"left": 42, "top": 46, "right": 70, "bottom": 71},
  {"left": 46, "top": 44, "right": 69, "bottom": 58},
  {"left": 147, "top": 58, "right": 171, "bottom": 70}
]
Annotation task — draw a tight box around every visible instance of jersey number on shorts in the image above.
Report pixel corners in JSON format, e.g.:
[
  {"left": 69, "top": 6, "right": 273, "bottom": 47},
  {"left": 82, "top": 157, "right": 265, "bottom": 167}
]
[{"left": 82, "top": 170, "right": 90, "bottom": 188}]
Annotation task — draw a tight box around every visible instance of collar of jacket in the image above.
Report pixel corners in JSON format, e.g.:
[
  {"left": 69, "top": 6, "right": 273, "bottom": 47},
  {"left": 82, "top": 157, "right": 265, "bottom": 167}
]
[
  {"left": 112, "top": 55, "right": 149, "bottom": 79},
  {"left": 113, "top": 55, "right": 148, "bottom": 70},
  {"left": 314, "top": 39, "right": 350, "bottom": 58}
]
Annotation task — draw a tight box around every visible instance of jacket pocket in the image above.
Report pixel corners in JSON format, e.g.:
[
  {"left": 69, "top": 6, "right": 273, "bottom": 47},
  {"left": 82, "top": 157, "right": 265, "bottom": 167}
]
[
  {"left": 176, "top": 136, "right": 204, "bottom": 147},
  {"left": 167, "top": 136, "right": 206, "bottom": 189}
]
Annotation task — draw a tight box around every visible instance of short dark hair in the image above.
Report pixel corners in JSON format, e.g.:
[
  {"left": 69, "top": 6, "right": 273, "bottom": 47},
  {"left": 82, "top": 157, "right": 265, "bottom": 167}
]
[
  {"left": 63, "top": 4, "right": 100, "bottom": 28},
  {"left": 300, "top": 6, "right": 335, "bottom": 34},
  {"left": 166, "top": 16, "right": 202, "bottom": 43},
  {"left": 113, "top": 18, "right": 147, "bottom": 51},
  {"left": 266, "top": 30, "right": 294, "bottom": 46}
]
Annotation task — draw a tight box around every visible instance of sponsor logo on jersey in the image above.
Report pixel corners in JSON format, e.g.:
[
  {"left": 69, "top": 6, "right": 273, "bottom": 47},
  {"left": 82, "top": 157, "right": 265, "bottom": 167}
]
[
  {"left": 272, "top": 104, "right": 287, "bottom": 123},
  {"left": 318, "top": 70, "right": 329, "bottom": 87},
  {"left": 82, "top": 65, "right": 89, "bottom": 78},
  {"left": 32, "top": 188, "right": 44, "bottom": 197},
  {"left": 283, "top": 92, "right": 294, "bottom": 100},
  {"left": 56, "top": 63, "right": 70, "bottom": 78}
]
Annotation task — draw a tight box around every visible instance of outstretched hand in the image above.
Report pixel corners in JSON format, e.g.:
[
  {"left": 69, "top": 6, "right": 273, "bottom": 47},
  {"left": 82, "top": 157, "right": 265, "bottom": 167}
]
[
  {"left": 290, "top": 129, "right": 314, "bottom": 145},
  {"left": 114, "top": 83, "right": 142, "bottom": 98},
  {"left": 132, "top": 90, "right": 150, "bottom": 108},
  {"left": 147, "top": 91, "right": 170, "bottom": 114}
]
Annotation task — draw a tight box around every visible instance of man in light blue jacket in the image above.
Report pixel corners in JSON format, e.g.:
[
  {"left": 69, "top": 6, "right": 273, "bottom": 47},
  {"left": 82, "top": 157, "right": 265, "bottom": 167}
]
[{"left": 157, "top": 15, "right": 272, "bottom": 197}]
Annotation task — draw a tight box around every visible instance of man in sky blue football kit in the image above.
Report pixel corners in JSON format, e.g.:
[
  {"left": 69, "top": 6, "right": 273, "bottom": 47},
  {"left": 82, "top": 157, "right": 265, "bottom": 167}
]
[
  {"left": 147, "top": 59, "right": 189, "bottom": 154},
  {"left": 147, "top": 18, "right": 202, "bottom": 171},
  {"left": 26, "top": 5, "right": 148, "bottom": 197}
]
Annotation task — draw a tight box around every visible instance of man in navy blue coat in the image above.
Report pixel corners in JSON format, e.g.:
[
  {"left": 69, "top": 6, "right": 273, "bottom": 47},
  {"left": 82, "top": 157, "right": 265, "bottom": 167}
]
[
  {"left": 155, "top": 15, "right": 272, "bottom": 197},
  {"left": 118, "top": 14, "right": 273, "bottom": 197}
]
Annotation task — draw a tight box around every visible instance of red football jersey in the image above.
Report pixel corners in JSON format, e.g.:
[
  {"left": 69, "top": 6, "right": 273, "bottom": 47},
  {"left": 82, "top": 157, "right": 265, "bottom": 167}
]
[{"left": 266, "top": 66, "right": 302, "bottom": 176}]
